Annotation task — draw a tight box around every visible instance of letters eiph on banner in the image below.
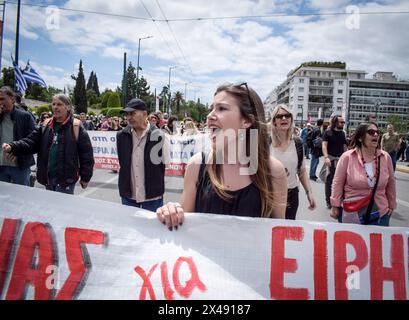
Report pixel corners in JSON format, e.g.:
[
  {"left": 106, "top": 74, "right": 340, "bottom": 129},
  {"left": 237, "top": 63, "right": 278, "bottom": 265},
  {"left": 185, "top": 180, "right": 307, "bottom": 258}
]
[{"left": 0, "top": 182, "right": 409, "bottom": 300}]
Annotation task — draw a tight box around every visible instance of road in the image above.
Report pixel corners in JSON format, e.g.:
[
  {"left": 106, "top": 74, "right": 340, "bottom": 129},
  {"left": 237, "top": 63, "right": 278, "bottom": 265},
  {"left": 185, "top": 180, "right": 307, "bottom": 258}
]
[{"left": 34, "top": 159, "right": 409, "bottom": 227}]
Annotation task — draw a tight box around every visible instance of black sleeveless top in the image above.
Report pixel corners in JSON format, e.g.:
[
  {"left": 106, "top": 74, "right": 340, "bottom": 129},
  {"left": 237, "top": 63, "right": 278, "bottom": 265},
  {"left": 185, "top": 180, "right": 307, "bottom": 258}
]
[{"left": 194, "top": 154, "right": 262, "bottom": 217}]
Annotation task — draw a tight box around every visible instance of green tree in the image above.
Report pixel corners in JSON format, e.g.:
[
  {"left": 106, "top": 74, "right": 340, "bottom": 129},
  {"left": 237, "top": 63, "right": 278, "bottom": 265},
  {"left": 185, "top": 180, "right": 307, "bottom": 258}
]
[
  {"left": 34, "top": 104, "right": 52, "bottom": 117},
  {"left": 386, "top": 115, "right": 408, "bottom": 134},
  {"left": 107, "top": 92, "right": 121, "bottom": 109},
  {"left": 71, "top": 60, "right": 87, "bottom": 114},
  {"left": 122, "top": 62, "right": 137, "bottom": 104},
  {"left": 106, "top": 107, "right": 122, "bottom": 117},
  {"left": 25, "top": 83, "right": 49, "bottom": 101},
  {"left": 92, "top": 72, "right": 100, "bottom": 96},
  {"left": 48, "top": 86, "right": 63, "bottom": 100},
  {"left": 173, "top": 91, "right": 184, "bottom": 114},
  {"left": 101, "top": 91, "right": 112, "bottom": 109},
  {"left": 86, "top": 89, "right": 98, "bottom": 107},
  {"left": 137, "top": 76, "right": 150, "bottom": 99},
  {"left": 136, "top": 76, "right": 155, "bottom": 111},
  {"left": 86, "top": 71, "right": 100, "bottom": 96},
  {"left": 1, "top": 67, "right": 14, "bottom": 87}
]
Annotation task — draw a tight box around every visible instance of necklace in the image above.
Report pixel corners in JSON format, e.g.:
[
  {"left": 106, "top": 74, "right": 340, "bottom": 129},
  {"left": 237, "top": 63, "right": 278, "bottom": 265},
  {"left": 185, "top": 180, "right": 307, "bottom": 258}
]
[{"left": 360, "top": 149, "right": 378, "bottom": 185}]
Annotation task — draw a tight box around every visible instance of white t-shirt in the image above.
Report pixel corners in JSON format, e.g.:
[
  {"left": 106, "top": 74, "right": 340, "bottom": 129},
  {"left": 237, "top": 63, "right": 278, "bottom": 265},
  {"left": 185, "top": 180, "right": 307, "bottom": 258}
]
[
  {"left": 364, "top": 161, "right": 375, "bottom": 188},
  {"left": 271, "top": 140, "right": 299, "bottom": 189}
]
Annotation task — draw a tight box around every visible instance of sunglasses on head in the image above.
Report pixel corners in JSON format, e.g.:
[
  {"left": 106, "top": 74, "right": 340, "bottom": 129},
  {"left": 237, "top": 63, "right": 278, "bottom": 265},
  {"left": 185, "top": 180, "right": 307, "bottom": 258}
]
[
  {"left": 366, "top": 129, "right": 380, "bottom": 136},
  {"left": 236, "top": 82, "right": 257, "bottom": 115},
  {"left": 275, "top": 113, "right": 292, "bottom": 120}
]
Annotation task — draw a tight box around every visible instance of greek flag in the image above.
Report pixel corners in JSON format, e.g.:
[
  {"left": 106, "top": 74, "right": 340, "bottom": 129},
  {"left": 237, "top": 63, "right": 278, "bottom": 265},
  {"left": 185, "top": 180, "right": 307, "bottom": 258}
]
[
  {"left": 12, "top": 59, "right": 28, "bottom": 95},
  {"left": 23, "top": 61, "right": 48, "bottom": 89}
]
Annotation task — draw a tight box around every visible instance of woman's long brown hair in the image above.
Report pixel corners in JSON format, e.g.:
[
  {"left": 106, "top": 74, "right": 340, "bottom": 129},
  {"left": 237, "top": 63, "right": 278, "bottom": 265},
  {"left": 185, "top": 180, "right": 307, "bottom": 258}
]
[{"left": 207, "top": 83, "right": 276, "bottom": 218}]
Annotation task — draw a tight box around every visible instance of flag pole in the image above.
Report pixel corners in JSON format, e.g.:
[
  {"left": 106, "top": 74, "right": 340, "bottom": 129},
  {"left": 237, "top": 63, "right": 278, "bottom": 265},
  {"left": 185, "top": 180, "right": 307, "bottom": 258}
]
[
  {"left": 0, "top": 1, "right": 6, "bottom": 74},
  {"left": 14, "top": 0, "right": 21, "bottom": 92}
]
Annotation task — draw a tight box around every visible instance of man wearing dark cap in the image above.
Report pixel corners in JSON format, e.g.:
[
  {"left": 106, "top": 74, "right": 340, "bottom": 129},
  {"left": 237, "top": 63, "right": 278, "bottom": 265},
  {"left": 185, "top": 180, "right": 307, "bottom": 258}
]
[{"left": 116, "top": 98, "right": 168, "bottom": 211}]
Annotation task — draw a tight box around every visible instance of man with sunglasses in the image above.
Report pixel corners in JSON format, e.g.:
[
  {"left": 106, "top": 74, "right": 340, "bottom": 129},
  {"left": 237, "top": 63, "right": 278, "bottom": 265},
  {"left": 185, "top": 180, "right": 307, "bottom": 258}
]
[{"left": 322, "top": 115, "right": 347, "bottom": 210}]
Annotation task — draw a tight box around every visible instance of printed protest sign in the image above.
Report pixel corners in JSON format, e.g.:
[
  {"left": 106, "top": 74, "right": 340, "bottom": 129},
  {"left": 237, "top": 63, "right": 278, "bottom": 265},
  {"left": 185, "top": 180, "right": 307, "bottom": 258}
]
[{"left": 1, "top": 182, "right": 408, "bottom": 300}]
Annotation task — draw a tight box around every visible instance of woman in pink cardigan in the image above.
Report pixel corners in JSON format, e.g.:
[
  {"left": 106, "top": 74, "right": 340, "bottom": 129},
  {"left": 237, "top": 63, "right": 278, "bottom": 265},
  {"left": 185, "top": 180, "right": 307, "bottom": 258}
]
[{"left": 330, "top": 122, "right": 396, "bottom": 226}]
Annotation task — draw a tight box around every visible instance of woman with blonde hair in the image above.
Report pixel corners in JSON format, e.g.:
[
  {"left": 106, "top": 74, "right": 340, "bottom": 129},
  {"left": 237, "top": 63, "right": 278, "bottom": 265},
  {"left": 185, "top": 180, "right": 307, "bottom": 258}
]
[
  {"left": 147, "top": 113, "right": 160, "bottom": 128},
  {"left": 270, "top": 104, "right": 316, "bottom": 220},
  {"left": 182, "top": 120, "right": 199, "bottom": 136},
  {"left": 156, "top": 83, "right": 288, "bottom": 230}
]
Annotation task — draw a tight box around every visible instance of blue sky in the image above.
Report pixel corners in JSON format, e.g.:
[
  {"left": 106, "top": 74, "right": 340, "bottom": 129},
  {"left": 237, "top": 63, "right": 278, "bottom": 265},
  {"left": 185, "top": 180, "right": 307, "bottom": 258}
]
[{"left": 1, "top": 0, "right": 409, "bottom": 105}]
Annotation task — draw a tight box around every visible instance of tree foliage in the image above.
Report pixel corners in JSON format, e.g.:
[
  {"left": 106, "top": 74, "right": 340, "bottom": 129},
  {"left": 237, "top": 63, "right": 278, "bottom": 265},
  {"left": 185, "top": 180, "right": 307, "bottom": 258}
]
[
  {"left": 173, "top": 91, "right": 184, "bottom": 114},
  {"left": 86, "top": 89, "right": 99, "bottom": 107},
  {"left": 1, "top": 67, "right": 62, "bottom": 102},
  {"left": 86, "top": 71, "right": 100, "bottom": 96},
  {"left": 1, "top": 67, "right": 14, "bottom": 88},
  {"left": 107, "top": 92, "right": 121, "bottom": 109},
  {"left": 386, "top": 115, "right": 408, "bottom": 134},
  {"left": 123, "top": 62, "right": 137, "bottom": 105},
  {"left": 71, "top": 60, "right": 87, "bottom": 114},
  {"left": 101, "top": 91, "right": 113, "bottom": 109}
]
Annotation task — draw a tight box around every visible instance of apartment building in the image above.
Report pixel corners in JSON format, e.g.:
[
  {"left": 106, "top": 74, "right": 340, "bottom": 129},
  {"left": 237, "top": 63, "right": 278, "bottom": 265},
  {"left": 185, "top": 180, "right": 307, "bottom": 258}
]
[
  {"left": 265, "top": 63, "right": 409, "bottom": 131},
  {"left": 348, "top": 72, "right": 409, "bottom": 130}
]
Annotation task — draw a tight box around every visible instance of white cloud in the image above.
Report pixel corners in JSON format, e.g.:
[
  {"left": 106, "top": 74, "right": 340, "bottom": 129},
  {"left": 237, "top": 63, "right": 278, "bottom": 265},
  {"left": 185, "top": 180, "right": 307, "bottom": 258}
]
[
  {"left": 3, "top": 0, "right": 409, "bottom": 104},
  {"left": 308, "top": 0, "right": 352, "bottom": 10}
]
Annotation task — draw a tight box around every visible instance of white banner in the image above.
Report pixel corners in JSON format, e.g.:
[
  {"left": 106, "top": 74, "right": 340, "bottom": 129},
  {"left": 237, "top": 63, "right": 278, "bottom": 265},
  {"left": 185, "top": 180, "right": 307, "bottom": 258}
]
[
  {"left": 166, "top": 134, "right": 209, "bottom": 176},
  {"left": 1, "top": 182, "right": 408, "bottom": 300},
  {"left": 88, "top": 131, "right": 209, "bottom": 176},
  {"left": 88, "top": 131, "right": 119, "bottom": 171}
]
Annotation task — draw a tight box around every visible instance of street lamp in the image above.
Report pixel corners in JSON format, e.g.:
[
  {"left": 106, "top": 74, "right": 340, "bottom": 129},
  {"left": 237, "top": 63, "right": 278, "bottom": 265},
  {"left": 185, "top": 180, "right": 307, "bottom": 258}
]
[
  {"left": 184, "top": 82, "right": 193, "bottom": 102},
  {"left": 136, "top": 35, "right": 153, "bottom": 98},
  {"left": 168, "top": 65, "right": 177, "bottom": 114}
]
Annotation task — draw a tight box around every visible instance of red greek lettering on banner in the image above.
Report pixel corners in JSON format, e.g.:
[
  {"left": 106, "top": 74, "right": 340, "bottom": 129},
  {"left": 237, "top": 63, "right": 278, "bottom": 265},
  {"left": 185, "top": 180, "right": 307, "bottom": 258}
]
[
  {"left": 370, "top": 233, "right": 406, "bottom": 300},
  {"left": 6, "top": 222, "right": 57, "bottom": 300},
  {"left": 270, "top": 226, "right": 309, "bottom": 300},
  {"left": 0, "top": 219, "right": 20, "bottom": 297},
  {"left": 55, "top": 228, "right": 105, "bottom": 300}
]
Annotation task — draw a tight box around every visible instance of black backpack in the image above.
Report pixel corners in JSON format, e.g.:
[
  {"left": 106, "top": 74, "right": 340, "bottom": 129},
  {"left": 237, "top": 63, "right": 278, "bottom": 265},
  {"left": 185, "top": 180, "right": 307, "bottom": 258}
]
[
  {"left": 306, "top": 130, "right": 314, "bottom": 148},
  {"left": 293, "top": 137, "right": 304, "bottom": 175}
]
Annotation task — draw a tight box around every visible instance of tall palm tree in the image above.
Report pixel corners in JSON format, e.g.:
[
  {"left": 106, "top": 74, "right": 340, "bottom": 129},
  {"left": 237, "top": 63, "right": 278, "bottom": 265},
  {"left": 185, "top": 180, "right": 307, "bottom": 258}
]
[{"left": 173, "top": 91, "right": 184, "bottom": 114}]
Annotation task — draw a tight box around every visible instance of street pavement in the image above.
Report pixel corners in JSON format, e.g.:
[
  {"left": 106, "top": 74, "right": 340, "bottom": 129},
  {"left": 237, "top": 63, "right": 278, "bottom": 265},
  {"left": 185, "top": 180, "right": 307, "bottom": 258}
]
[{"left": 34, "top": 158, "right": 409, "bottom": 227}]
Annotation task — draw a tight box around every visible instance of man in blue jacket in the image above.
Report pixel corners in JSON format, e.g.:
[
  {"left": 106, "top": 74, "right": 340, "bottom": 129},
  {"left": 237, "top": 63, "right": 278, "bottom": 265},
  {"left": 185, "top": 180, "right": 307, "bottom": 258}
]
[{"left": 0, "top": 86, "right": 36, "bottom": 186}]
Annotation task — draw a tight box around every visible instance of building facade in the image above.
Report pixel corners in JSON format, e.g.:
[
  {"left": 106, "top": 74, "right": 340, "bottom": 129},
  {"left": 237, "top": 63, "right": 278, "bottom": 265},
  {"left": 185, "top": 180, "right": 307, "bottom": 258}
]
[
  {"left": 265, "top": 63, "right": 409, "bottom": 131},
  {"left": 264, "top": 62, "right": 366, "bottom": 126},
  {"left": 348, "top": 72, "right": 409, "bottom": 130}
]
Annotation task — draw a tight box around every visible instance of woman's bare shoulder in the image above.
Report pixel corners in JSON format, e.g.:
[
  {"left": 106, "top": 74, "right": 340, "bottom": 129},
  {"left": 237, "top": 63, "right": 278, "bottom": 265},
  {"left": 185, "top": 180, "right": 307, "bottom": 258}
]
[
  {"left": 184, "top": 152, "right": 204, "bottom": 178},
  {"left": 269, "top": 156, "right": 286, "bottom": 178}
]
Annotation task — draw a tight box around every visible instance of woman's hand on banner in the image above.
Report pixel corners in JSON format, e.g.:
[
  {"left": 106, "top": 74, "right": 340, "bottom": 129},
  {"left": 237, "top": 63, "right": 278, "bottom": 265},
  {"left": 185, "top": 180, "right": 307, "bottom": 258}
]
[
  {"left": 156, "top": 202, "right": 185, "bottom": 231},
  {"left": 330, "top": 206, "right": 339, "bottom": 219}
]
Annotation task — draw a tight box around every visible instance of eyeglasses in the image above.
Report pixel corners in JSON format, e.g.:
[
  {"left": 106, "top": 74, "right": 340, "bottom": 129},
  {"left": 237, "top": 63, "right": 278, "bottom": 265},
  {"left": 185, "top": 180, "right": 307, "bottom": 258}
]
[
  {"left": 237, "top": 82, "right": 257, "bottom": 115},
  {"left": 366, "top": 129, "right": 380, "bottom": 136},
  {"left": 339, "top": 121, "right": 345, "bottom": 124},
  {"left": 275, "top": 113, "right": 292, "bottom": 120}
]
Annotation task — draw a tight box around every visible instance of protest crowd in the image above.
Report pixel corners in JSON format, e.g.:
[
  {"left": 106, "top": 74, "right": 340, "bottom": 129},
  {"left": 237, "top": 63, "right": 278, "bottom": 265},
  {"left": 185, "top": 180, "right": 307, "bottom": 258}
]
[{"left": 1, "top": 83, "right": 404, "bottom": 228}]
